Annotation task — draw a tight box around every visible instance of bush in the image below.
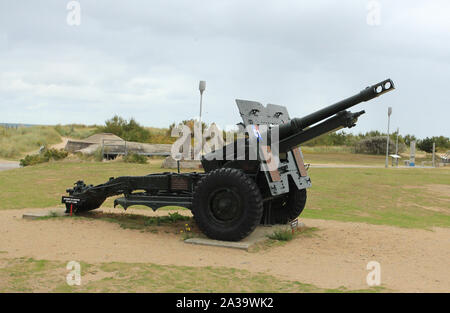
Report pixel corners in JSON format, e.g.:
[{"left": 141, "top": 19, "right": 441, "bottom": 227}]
[
  {"left": 20, "top": 148, "right": 68, "bottom": 167},
  {"left": 43, "top": 148, "right": 68, "bottom": 160},
  {"left": 417, "top": 136, "right": 450, "bottom": 153},
  {"left": 354, "top": 136, "right": 405, "bottom": 155},
  {"left": 123, "top": 153, "right": 148, "bottom": 164},
  {"left": 98, "top": 116, "right": 151, "bottom": 142}
]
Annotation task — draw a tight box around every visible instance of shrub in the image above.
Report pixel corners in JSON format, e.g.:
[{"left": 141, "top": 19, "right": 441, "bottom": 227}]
[
  {"left": 123, "top": 153, "right": 148, "bottom": 164},
  {"left": 43, "top": 148, "right": 68, "bottom": 160},
  {"left": 20, "top": 148, "right": 68, "bottom": 167},
  {"left": 354, "top": 136, "right": 405, "bottom": 155},
  {"left": 98, "top": 116, "right": 151, "bottom": 142},
  {"left": 20, "top": 154, "right": 45, "bottom": 167},
  {"left": 417, "top": 136, "right": 450, "bottom": 153}
]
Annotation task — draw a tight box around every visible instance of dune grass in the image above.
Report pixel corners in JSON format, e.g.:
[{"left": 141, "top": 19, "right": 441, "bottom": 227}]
[
  {"left": 0, "top": 126, "right": 62, "bottom": 159},
  {"left": 54, "top": 124, "right": 98, "bottom": 139}
]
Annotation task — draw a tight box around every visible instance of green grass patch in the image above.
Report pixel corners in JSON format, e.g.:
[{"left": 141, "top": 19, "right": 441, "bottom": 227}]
[
  {"left": 89, "top": 211, "right": 191, "bottom": 231},
  {"left": 35, "top": 211, "right": 193, "bottom": 235},
  {"left": 303, "top": 167, "right": 450, "bottom": 229},
  {"left": 0, "top": 160, "right": 448, "bottom": 229},
  {"left": 0, "top": 257, "right": 386, "bottom": 293},
  {"left": 267, "top": 227, "right": 319, "bottom": 242},
  {"left": 267, "top": 228, "right": 295, "bottom": 241}
]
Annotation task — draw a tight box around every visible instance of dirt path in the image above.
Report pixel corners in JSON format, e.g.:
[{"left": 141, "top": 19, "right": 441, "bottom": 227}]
[
  {"left": 50, "top": 137, "right": 70, "bottom": 150},
  {"left": 0, "top": 159, "right": 20, "bottom": 171},
  {"left": 0, "top": 208, "right": 448, "bottom": 292},
  {"left": 0, "top": 138, "right": 69, "bottom": 172}
]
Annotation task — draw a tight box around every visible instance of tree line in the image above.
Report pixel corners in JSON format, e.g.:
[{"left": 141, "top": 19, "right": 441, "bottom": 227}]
[{"left": 97, "top": 116, "right": 449, "bottom": 155}]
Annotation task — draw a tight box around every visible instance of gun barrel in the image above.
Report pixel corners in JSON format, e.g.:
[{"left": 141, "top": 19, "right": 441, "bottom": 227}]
[{"left": 279, "top": 78, "right": 395, "bottom": 139}]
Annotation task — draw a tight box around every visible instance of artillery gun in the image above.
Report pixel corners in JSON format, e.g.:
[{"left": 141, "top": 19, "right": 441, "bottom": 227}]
[{"left": 62, "top": 79, "right": 395, "bottom": 241}]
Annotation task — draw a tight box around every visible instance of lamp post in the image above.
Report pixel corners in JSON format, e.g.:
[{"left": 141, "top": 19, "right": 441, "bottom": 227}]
[
  {"left": 385, "top": 107, "right": 392, "bottom": 168},
  {"left": 198, "top": 80, "right": 206, "bottom": 155},
  {"left": 395, "top": 127, "right": 399, "bottom": 167},
  {"left": 199, "top": 80, "right": 206, "bottom": 127}
]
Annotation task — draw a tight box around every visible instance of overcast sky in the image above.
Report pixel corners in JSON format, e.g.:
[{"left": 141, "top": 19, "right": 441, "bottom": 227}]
[{"left": 0, "top": 0, "right": 449, "bottom": 138}]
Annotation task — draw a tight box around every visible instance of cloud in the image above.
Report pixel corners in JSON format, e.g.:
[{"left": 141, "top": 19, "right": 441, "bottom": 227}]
[{"left": 0, "top": 0, "right": 449, "bottom": 138}]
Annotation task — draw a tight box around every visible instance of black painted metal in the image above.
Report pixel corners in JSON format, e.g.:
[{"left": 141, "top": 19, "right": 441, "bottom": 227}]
[{"left": 278, "top": 78, "right": 394, "bottom": 139}]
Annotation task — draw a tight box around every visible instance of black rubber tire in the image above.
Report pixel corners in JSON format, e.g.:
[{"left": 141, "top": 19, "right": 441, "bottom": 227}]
[
  {"left": 262, "top": 187, "right": 307, "bottom": 225},
  {"left": 192, "top": 168, "right": 264, "bottom": 241}
]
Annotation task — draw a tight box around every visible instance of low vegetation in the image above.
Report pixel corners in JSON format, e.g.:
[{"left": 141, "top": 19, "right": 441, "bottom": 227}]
[
  {"left": 19, "top": 148, "right": 68, "bottom": 167},
  {"left": 0, "top": 126, "right": 61, "bottom": 159},
  {"left": 1, "top": 161, "right": 448, "bottom": 230},
  {"left": 54, "top": 124, "right": 98, "bottom": 139},
  {"left": 97, "top": 116, "right": 151, "bottom": 142},
  {"left": 0, "top": 257, "right": 384, "bottom": 293},
  {"left": 123, "top": 153, "right": 148, "bottom": 164}
]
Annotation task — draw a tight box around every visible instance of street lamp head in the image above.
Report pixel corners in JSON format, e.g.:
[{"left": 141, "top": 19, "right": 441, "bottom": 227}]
[
  {"left": 199, "top": 80, "right": 206, "bottom": 94},
  {"left": 388, "top": 107, "right": 392, "bottom": 116}
]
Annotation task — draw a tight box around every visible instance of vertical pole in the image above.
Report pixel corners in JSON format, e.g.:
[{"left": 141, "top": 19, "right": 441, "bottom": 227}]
[
  {"left": 432, "top": 142, "right": 436, "bottom": 167},
  {"left": 199, "top": 93, "right": 203, "bottom": 126},
  {"left": 410, "top": 140, "right": 416, "bottom": 166},
  {"left": 101, "top": 139, "right": 104, "bottom": 161},
  {"left": 198, "top": 81, "right": 206, "bottom": 155},
  {"left": 395, "top": 128, "right": 399, "bottom": 167},
  {"left": 70, "top": 204, "right": 73, "bottom": 217},
  {"left": 385, "top": 108, "right": 391, "bottom": 168}
]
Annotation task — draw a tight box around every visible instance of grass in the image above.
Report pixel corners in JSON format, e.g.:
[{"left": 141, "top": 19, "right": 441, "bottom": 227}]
[
  {"left": 1, "top": 160, "right": 448, "bottom": 229},
  {"left": 79, "top": 211, "right": 191, "bottom": 232},
  {"left": 54, "top": 124, "right": 98, "bottom": 140},
  {"left": 303, "top": 167, "right": 450, "bottom": 229},
  {"left": 0, "top": 257, "right": 386, "bottom": 293},
  {"left": 0, "top": 159, "right": 181, "bottom": 210},
  {"left": 249, "top": 227, "right": 319, "bottom": 252},
  {"left": 301, "top": 145, "right": 434, "bottom": 166},
  {"left": 267, "top": 226, "right": 318, "bottom": 241},
  {"left": 0, "top": 126, "right": 62, "bottom": 159},
  {"left": 267, "top": 228, "right": 295, "bottom": 241}
]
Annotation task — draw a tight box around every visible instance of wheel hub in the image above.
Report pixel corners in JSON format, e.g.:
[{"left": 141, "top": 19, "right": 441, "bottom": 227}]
[{"left": 209, "top": 188, "right": 242, "bottom": 222}]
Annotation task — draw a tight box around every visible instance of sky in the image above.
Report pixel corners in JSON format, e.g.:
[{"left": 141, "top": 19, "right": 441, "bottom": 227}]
[{"left": 0, "top": 0, "right": 449, "bottom": 139}]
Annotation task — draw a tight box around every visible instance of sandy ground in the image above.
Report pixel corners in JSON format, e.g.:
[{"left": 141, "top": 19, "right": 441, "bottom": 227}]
[
  {"left": 50, "top": 137, "right": 69, "bottom": 150},
  {"left": 0, "top": 207, "right": 448, "bottom": 292}
]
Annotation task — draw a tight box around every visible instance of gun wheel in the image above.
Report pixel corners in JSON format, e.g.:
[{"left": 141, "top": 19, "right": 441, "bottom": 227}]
[
  {"left": 192, "top": 168, "right": 264, "bottom": 241},
  {"left": 262, "top": 187, "right": 307, "bottom": 225}
]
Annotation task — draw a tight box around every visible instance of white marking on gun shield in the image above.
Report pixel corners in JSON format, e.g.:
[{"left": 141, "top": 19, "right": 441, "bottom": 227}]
[
  {"left": 66, "top": 261, "right": 81, "bottom": 286},
  {"left": 366, "top": 261, "right": 381, "bottom": 286}
]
